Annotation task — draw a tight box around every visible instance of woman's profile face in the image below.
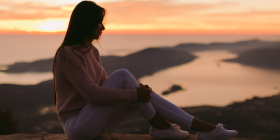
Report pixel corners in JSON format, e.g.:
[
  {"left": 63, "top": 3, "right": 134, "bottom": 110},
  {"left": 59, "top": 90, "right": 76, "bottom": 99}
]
[{"left": 92, "top": 23, "right": 105, "bottom": 40}]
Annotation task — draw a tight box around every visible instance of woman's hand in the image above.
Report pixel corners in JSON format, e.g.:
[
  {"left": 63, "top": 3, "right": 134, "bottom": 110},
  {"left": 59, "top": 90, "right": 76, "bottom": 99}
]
[{"left": 136, "top": 83, "right": 152, "bottom": 102}]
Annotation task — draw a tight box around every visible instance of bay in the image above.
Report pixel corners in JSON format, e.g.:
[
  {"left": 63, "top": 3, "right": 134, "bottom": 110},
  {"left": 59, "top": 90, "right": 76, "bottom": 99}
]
[
  {"left": 0, "top": 34, "right": 280, "bottom": 107},
  {"left": 139, "top": 50, "right": 280, "bottom": 107}
]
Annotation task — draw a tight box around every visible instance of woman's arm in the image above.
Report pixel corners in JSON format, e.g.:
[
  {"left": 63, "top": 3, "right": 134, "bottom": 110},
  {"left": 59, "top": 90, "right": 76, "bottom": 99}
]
[
  {"left": 59, "top": 47, "right": 137, "bottom": 106},
  {"left": 100, "top": 65, "right": 108, "bottom": 86}
]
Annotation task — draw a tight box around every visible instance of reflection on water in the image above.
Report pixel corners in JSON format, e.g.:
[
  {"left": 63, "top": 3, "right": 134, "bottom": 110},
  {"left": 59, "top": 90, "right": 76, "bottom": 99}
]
[
  {"left": 139, "top": 50, "right": 280, "bottom": 107},
  {"left": 0, "top": 72, "right": 53, "bottom": 85}
]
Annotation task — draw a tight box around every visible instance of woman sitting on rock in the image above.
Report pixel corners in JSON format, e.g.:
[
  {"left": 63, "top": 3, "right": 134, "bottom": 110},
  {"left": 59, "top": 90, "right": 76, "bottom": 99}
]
[{"left": 53, "top": 1, "right": 238, "bottom": 140}]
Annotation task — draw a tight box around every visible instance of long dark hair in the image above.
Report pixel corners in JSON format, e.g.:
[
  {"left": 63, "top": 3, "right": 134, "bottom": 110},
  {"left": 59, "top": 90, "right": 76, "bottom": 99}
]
[{"left": 53, "top": 1, "right": 106, "bottom": 105}]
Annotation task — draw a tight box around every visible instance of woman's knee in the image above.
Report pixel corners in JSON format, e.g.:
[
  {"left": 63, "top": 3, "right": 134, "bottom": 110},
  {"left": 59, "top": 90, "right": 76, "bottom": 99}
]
[
  {"left": 108, "top": 69, "right": 139, "bottom": 89},
  {"left": 112, "top": 69, "right": 132, "bottom": 78}
]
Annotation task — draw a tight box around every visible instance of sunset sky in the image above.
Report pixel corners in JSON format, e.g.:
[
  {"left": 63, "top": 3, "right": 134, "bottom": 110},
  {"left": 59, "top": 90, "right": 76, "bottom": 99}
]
[{"left": 0, "top": 0, "right": 279, "bottom": 34}]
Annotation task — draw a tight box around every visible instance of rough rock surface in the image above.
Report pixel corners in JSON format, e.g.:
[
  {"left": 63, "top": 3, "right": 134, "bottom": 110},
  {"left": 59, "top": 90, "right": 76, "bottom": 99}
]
[{"left": 0, "top": 133, "right": 260, "bottom": 140}]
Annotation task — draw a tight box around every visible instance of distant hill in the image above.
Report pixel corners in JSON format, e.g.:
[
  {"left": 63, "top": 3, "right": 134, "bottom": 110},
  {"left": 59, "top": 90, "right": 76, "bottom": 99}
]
[
  {"left": 2, "top": 39, "right": 280, "bottom": 74},
  {"left": 0, "top": 58, "right": 54, "bottom": 73},
  {"left": 101, "top": 48, "right": 196, "bottom": 79},
  {"left": 223, "top": 46, "right": 280, "bottom": 70},
  {"left": 0, "top": 80, "right": 62, "bottom": 134},
  {"left": 175, "top": 39, "right": 280, "bottom": 53},
  {"left": 1, "top": 47, "right": 196, "bottom": 79}
]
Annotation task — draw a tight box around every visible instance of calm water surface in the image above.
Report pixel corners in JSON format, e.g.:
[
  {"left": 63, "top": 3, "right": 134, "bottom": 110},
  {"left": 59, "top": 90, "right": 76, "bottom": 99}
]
[
  {"left": 1, "top": 34, "right": 280, "bottom": 107},
  {"left": 139, "top": 50, "right": 280, "bottom": 107},
  {"left": 0, "top": 50, "right": 279, "bottom": 107}
]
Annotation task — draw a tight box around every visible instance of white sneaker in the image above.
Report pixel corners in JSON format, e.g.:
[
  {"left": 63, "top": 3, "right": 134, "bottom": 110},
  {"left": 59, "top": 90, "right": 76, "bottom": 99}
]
[
  {"left": 197, "top": 123, "right": 238, "bottom": 140},
  {"left": 149, "top": 123, "right": 189, "bottom": 139}
]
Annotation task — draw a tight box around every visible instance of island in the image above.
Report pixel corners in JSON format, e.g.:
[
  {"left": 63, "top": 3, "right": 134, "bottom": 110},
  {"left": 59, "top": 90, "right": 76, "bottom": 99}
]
[{"left": 162, "top": 85, "right": 184, "bottom": 95}]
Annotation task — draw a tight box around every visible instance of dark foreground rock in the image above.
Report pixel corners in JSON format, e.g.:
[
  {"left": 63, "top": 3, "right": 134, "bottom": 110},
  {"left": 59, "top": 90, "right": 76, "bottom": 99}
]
[
  {"left": 109, "top": 94, "right": 280, "bottom": 140},
  {"left": 0, "top": 80, "right": 62, "bottom": 134},
  {"left": 0, "top": 78, "right": 279, "bottom": 139},
  {"left": 0, "top": 133, "right": 259, "bottom": 140}
]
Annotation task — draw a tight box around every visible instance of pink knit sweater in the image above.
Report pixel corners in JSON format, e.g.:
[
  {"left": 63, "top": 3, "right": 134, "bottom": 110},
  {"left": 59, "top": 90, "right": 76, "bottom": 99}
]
[{"left": 54, "top": 45, "right": 137, "bottom": 122}]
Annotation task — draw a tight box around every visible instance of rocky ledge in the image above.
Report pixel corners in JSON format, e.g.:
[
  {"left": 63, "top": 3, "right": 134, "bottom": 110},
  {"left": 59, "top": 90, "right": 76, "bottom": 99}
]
[{"left": 0, "top": 133, "right": 260, "bottom": 140}]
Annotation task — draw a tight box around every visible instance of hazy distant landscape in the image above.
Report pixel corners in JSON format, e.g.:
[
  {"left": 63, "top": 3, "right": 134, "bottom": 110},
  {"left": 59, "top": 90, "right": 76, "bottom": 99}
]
[
  {"left": 174, "top": 39, "right": 280, "bottom": 53},
  {"left": 2, "top": 39, "right": 280, "bottom": 74},
  {"left": 0, "top": 39, "right": 280, "bottom": 139}
]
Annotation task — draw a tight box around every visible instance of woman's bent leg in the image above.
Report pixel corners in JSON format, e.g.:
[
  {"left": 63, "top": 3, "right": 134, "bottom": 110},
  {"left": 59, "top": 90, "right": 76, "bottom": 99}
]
[
  {"left": 150, "top": 91, "right": 194, "bottom": 129},
  {"left": 97, "top": 69, "right": 237, "bottom": 140},
  {"left": 62, "top": 102, "right": 132, "bottom": 140},
  {"left": 62, "top": 69, "right": 156, "bottom": 140},
  {"left": 108, "top": 69, "right": 194, "bottom": 129},
  {"left": 98, "top": 102, "right": 138, "bottom": 134},
  {"left": 103, "top": 69, "right": 194, "bottom": 130},
  {"left": 102, "top": 69, "right": 156, "bottom": 120}
]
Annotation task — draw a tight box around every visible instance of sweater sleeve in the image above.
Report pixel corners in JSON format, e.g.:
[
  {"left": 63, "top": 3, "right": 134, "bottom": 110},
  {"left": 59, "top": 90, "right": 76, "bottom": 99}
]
[
  {"left": 60, "top": 47, "right": 137, "bottom": 106},
  {"left": 100, "top": 68, "right": 108, "bottom": 86}
]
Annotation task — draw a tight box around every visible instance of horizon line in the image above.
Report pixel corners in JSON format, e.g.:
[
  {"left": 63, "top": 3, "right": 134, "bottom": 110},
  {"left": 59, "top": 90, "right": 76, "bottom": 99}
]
[{"left": 0, "top": 30, "right": 280, "bottom": 35}]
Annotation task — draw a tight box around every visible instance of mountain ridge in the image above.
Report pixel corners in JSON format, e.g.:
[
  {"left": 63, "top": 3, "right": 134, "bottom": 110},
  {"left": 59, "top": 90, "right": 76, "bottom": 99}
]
[
  {"left": 223, "top": 45, "right": 280, "bottom": 70},
  {"left": 2, "top": 39, "right": 280, "bottom": 74}
]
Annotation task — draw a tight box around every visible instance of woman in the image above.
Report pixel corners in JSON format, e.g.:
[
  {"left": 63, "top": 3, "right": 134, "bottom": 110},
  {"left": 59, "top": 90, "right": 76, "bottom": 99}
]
[{"left": 53, "top": 1, "right": 238, "bottom": 140}]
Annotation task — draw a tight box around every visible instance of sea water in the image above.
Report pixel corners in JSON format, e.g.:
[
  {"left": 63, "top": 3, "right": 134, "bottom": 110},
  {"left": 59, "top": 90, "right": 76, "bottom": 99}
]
[
  {"left": 0, "top": 34, "right": 280, "bottom": 107},
  {"left": 139, "top": 50, "right": 280, "bottom": 107}
]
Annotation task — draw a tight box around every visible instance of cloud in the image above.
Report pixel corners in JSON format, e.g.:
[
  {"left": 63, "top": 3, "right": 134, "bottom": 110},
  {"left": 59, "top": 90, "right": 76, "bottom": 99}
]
[
  {"left": 99, "top": 0, "right": 280, "bottom": 31},
  {"left": 0, "top": 0, "right": 279, "bottom": 34},
  {"left": 0, "top": 18, "right": 69, "bottom": 33},
  {"left": 0, "top": 1, "right": 72, "bottom": 20},
  {"left": 99, "top": 1, "right": 221, "bottom": 24}
]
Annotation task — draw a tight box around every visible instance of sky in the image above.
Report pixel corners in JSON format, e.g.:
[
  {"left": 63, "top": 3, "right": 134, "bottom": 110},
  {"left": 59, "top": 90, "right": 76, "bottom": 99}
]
[{"left": 0, "top": 0, "right": 279, "bottom": 34}]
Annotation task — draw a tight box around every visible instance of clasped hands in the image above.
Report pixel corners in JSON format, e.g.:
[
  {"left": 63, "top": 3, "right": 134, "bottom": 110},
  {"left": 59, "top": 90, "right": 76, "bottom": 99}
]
[{"left": 136, "top": 83, "right": 152, "bottom": 102}]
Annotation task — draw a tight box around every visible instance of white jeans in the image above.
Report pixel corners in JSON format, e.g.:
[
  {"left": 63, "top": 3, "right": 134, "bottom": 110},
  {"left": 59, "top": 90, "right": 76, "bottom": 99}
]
[{"left": 61, "top": 69, "right": 194, "bottom": 140}]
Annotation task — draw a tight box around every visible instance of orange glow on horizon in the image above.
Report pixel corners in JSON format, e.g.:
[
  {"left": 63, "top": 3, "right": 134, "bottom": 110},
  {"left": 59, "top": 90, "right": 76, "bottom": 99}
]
[
  {"left": 0, "top": 0, "right": 279, "bottom": 35},
  {"left": 1, "top": 29, "right": 279, "bottom": 35}
]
